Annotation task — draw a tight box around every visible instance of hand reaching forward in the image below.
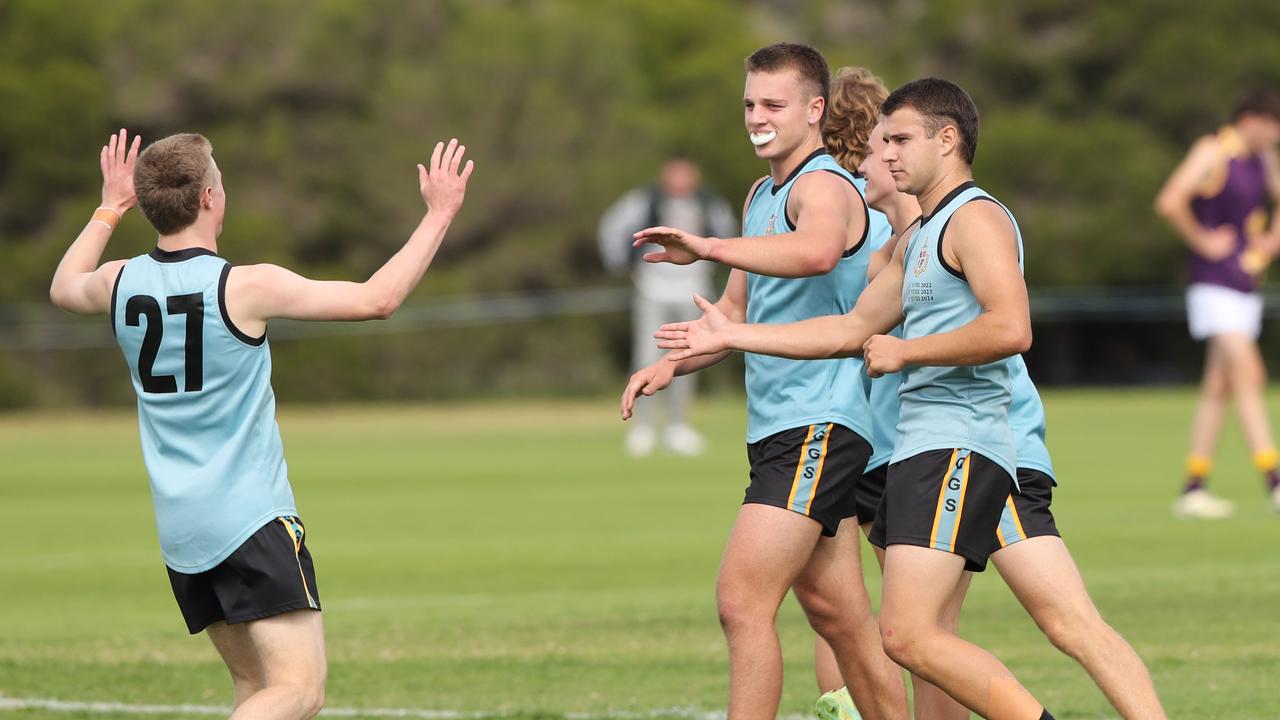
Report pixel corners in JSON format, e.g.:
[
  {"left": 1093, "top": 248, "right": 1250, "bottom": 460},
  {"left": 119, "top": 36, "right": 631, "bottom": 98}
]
[
  {"left": 653, "top": 294, "right": 732, "bottom": 361},
  {"left": 419, "top": 139, "right": 475, "bottom": 218},
  {"left": 101, "top": 128, "right": 141, "bottom": 215},
  {"left": 620, "top": 360, "right": 676, "bottom": 421},
  {"left": 633, "top": 226, "right": 711, "bottom": 265}
]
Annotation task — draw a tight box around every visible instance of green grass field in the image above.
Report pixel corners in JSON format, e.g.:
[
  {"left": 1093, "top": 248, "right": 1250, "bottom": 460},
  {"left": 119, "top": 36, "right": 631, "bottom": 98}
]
[{"left": 3, "top": 389, "right": 1279, "bottom": 719}]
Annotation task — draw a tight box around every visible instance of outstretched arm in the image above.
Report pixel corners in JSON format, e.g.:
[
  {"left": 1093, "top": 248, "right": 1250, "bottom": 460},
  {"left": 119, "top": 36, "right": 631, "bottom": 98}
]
[
  {"left": 863, "top": 202, "right": 1030, "bottom": 377},
  {"left": 634, "top": 171, "right": 861, "bottom": 278},
  {"left": 226, "top": 139, "right": 473, "bottom": 329},
  {"left": 50, "top": 129, "right": 141, "bottom": 314},
  {"left": 620, "top": 270, "right": 746, "bottom": 420},
  {"left": 655, "top": 233, "right": 908, "bottom": 361}
]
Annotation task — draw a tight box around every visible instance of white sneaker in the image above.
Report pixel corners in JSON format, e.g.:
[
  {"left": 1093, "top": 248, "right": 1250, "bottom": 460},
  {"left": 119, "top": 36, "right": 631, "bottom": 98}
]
[
  {"left": 1270, "top": 484, "right": 1280, "bottom": 514},
  {"left": 664, "top": 424, "right": 705, "bottom": 456},
  {"left": 626, "top": 424, "right": 657, "bottom": 457},
  {"left": 1173, "top": 488, "right": 1236, "bottom": 519}
]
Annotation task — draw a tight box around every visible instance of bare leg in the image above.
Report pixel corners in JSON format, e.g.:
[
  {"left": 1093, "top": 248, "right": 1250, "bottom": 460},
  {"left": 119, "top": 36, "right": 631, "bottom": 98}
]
[
  {"left": 880, "top": 545, "right": 1044, "bottom": 720},
  {"left": 208, "top": 610, "right": 327, "bottom": 720},
  {"left": 1215, "top": 333, "right": 1277, "bottom": 455},
  {"left": 718, "top": 504, "right": 823, "bottom": 720},
  {"left": 992, "top": 537, "right": 1166, "bottom": 720},
  {"left": 910, "top": 573, "right": 972, "bottom": 720},
  {"left": 795, "top": 517, "right": 908, "bottom": 720},
  {"left": 1188, "top": 339, "right": 1229, "bottom": 462},
  {"left": 206, "top": 621, "right": 266, "bottom": 710}
]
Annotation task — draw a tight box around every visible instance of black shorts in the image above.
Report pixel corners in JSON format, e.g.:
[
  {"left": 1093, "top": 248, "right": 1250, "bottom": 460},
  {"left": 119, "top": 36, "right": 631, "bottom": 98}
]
[
  {"left": 850, "top": 462, "right": 888, "bottom": 525},
  {"left": 991, "top": 468, "right": 1060, "bottom": 554},
  {"left": 167, "top": 516, "right": 321, "bottom": 635},
  {"left": 745, "top": 423, "right": 870, "bottom": 537},
  {"left": 868, "top": 448, "right": 1013, "bottom": 572}
]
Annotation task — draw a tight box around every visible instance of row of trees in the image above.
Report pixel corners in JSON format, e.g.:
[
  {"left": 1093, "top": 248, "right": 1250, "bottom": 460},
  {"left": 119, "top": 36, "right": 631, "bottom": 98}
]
[{"left": 2, "top": 0, "right": 1278, "bottom": 406}]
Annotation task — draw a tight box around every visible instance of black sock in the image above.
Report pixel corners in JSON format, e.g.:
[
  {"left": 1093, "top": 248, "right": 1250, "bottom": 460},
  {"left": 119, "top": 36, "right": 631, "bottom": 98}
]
[{"left": 1040, "top": 710, "right": 1056, "bottom": 720}]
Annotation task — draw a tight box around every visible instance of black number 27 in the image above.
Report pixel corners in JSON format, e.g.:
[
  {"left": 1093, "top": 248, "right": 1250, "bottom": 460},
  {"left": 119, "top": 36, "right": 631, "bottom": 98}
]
[{"left": 125, "top": 294, "right": 204, "bottom": 393}]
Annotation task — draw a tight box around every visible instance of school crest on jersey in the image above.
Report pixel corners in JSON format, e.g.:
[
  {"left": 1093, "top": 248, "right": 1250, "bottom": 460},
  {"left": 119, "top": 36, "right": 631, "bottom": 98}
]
[
  {"left": 913, "top": 243, "right": 930, "bottom": 277},
  {"left": 765, "top": 214, "right": 777, "bottom": 236}
]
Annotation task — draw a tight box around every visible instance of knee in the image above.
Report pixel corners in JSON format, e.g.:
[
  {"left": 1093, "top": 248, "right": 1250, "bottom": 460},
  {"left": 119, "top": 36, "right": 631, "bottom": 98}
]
[
  {"left": 1038, "top": 609, "right": 1103, "bottom": 661},
  {"left": 298, "top": 680, "right": 326, "bottom": 719},
  {"left": 716, "top": 584, "right": 769, "bottom": 635},
  {"left": 879, "top": 619, "right": 929, "bottom": 672}
]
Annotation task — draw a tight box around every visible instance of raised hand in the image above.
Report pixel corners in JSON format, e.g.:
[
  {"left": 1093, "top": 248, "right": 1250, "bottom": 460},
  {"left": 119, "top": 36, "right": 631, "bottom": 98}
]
[
  {"left": 863, "top": 334, "right": 907, "bottom": 378},
  {"left": 620, "top": 361, "right": 676, "bottom": 421},
  {"left": 654, "top": 294, "right": 732, "bottom": 361},
  {"left": 419, "top": 138, "right": 475, "bottom": 218},
  {"left": 100, "top": 128, "right": 141, "bottom": 215},
  {"left": 633, "top": 226, "right": 710, "bottom": 265}
]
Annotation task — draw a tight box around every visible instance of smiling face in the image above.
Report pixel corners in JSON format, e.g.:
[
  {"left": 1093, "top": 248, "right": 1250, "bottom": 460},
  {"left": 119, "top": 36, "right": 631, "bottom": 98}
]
[
  {"left": 743, "top": 69, "right": 824, "bottom": 160},
  {"left": 880, "top": 106, "right": 954, "bottom": 196}
]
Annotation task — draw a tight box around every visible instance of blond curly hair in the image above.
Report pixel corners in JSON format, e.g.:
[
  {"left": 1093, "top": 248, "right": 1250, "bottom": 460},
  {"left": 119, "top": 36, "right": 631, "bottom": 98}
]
[{"left": 823, "top": 67, "right": 888, "bottom": 173}]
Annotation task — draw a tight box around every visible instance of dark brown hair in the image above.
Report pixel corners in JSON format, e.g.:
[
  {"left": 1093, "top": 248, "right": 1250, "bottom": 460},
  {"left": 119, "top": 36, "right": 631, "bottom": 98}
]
[
  {"left": 134, "top": 133, "right": 214, "bottom": 235},
  {"left": 882, "top": 77, "right": 980, "bottom": 165},
  {"left": 746, "top": 42, "right": 831, "bottom": 122},
  {"left": 1233, "top": 88, "right": 1280, "bottom": 122},
  {"left": 824, "top": 66, "right": 888, "bottom": 172}
]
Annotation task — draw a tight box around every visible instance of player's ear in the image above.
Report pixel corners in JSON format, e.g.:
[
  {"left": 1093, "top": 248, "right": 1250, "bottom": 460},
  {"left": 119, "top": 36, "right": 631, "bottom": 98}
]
[
  {"left": 938, "top": 124, "right": 959, "bottom": 157},
  {"left": 809, "top": 96, "right": 825, "bottom": 126}
]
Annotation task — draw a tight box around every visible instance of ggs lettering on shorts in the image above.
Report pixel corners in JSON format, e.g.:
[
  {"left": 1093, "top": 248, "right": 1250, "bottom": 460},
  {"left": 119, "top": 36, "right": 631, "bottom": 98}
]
[
  {"left": 788, "top": 423, "right": 833, "bottom": 515},
  {"left": 929, "top": 449, "right": 971, "bottom": 551}
]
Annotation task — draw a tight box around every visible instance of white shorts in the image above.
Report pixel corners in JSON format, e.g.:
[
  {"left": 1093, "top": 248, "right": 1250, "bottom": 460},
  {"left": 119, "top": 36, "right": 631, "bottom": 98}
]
[{"left": 1186, "top": 283, "right": 1263, "bottom": 340}]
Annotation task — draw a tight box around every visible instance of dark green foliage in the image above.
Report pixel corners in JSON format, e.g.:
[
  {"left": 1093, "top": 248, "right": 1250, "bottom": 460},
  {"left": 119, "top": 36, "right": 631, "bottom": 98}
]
[{"left": 2, "top": 1, "right": 1274, "bottom": 404}]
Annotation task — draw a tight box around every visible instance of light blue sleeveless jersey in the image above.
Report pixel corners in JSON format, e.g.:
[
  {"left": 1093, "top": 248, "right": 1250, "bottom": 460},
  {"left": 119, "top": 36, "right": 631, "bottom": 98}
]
[
  {"left": 895, "top": 182, "right": 1023, "bottom": 479},
  {"left": 112, "top": 247, "right": 295, "bottom": 573},
  {"left": 863, "top": 222, "right": 902, "bottom": 471},
  {"left": 742, "top": 149, "right": 877, "bottom": 443},
  {"left": 1009, "top": 354, "right": 1054, "bottom": 480}
]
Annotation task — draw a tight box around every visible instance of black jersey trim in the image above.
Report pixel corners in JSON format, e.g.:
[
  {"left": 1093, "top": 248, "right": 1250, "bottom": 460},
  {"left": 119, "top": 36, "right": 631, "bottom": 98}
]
[
  {"left": 745, "top": 175, "right": 770, "bottom": 213},
  {"left": 149, "top": 247, "right": 218, "bottom": 263},
  {"left": 218, "top": 264, "right": 267, "bottom": 347},
  {"left": 771, "top": 147, "right": 830, "bottom": 196},
  {"left": 109, "top": 262, "right": 126, "bottom": 338},
  {"left": 936, "top": 197, "right": 1005, "bottom": 283},
  {"left": 920, "top": 180, "right": 978, "bottom": 226},
  {"left": 779, "top": 168, "right": 869, "bottom": 258}
]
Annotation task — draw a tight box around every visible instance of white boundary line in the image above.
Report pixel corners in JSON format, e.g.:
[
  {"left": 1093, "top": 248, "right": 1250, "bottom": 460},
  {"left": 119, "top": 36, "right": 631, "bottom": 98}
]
[{"left": 0, "top": 697, "right": 811, "bottom": 720}]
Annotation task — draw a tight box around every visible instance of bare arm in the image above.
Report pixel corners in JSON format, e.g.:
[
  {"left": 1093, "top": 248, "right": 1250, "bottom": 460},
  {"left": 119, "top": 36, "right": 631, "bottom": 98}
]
[
  {"left": 225, "top": 140, "right": 473, "bottom": 331},
  {"left": 863, "top": 202, "right": 1029, "bottom": 377},
  {"left": 1154, "top": 136, "right": 1235, "bottom": 260},
  {"left": 633, "top": 171, "right": 861, "bottom": 278},
  {"left": 50, "top": 129, "right": 140, "bottom": 314},
  {"left": 654, "top": 232, "right": 909, "bottom": 361},
  {"left": 620, "top": 269, "right": 746, "bottom": 420},
  {"left": 1261, "top": 146, "right": 1280, "bottom": 251}
]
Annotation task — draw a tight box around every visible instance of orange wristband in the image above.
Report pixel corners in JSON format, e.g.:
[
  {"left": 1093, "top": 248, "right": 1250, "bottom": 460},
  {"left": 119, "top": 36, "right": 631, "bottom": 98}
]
[{"left": 90, "top": 207, "right": 121, "bottom": 231}]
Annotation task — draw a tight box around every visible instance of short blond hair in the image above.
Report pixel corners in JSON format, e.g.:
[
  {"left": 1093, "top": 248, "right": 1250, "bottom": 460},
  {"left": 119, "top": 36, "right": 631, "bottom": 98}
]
[
  {"left": 134, "top": 133, "right": 213, "bottom": 235},
  {"left": 823, "top": 67, "right": 888, "bottom": 173}
]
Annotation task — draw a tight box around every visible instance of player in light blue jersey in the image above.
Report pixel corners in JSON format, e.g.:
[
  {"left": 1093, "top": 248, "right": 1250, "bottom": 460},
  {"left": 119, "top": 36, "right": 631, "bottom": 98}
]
[
  {"left": 620, "top": 46, "right": 906, "bottom": 720},
  {"left": 658, "top": 80, "right": 1056, "bottom": 720},
  {"left": 810, "top": 117, "right": 1166, "bottom": 720},
  {"left": 50, "top": 130, "right": 473, "bottom": 720}
]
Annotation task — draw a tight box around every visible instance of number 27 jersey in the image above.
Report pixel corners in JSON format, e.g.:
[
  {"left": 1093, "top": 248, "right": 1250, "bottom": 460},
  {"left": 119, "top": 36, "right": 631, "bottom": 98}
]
[{"left": 112, "top": 247, "right": 295, "bottom": 574}]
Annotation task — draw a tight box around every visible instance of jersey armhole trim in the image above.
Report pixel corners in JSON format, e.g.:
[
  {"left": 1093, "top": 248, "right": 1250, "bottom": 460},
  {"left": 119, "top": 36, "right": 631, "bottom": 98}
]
[
  {"left": 781, "top": 169, "right": 869, "bottom": 249},
  {"left": 936, "top": 197, "right": 1004, "bottom": 283},
  {"left": 218, "top": 264, "right": 267, "bottom": 347},
  {"left": 109, "top": 262, "right": 126, "bottom": 338}
]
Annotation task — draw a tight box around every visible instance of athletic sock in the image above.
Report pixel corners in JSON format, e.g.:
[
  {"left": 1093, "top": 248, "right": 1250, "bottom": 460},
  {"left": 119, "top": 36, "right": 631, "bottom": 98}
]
[
  {"left": 1252, "top": 448, "right": 1280, "bottom": 492},
  {"left": 1185, "top": 455, "right": 1212, "bottom": 493},
  {"left": 1039, "top": 710, "right": 1056, "bottom": 720}
]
